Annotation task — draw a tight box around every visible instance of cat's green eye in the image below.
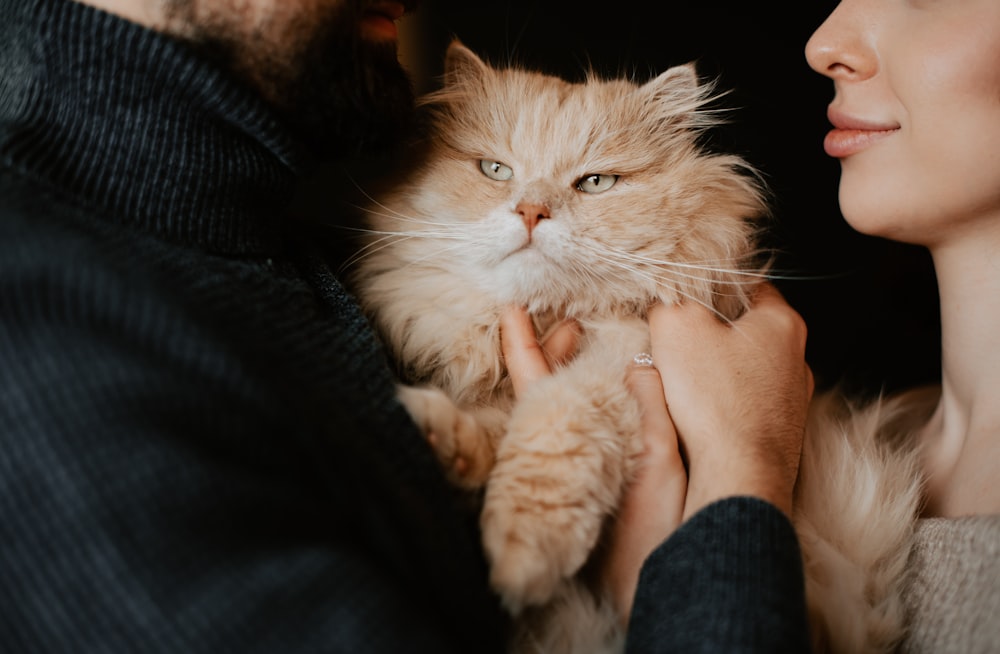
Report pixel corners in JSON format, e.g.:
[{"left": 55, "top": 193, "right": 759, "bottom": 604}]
[
  {"left": 480, "top": 159, "right": 514, "bottom": 181},
  {"left": 576, "top": 174, "right": 618, "bottom": 194}
]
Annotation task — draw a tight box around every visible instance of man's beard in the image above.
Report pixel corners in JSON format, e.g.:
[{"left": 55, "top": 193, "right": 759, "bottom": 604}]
[{"left": 164, "top": 1, "right": 416, "bottom": 159}]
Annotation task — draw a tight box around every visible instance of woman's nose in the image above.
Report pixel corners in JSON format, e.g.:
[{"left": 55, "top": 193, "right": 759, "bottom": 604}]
[{"left": 805, "top": 0, "right": 877, "bottom": 82}]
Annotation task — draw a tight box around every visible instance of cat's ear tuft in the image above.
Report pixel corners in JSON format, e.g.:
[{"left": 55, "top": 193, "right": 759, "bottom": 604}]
[
  {"left": 641, "top": 62, "right": 719, "bottom": 128},
  {"left": 443, "top": 39, "right": 492, "bottom": 88},
  {"left": 643, "top": 63, "right": 701, "bottom": 100}
]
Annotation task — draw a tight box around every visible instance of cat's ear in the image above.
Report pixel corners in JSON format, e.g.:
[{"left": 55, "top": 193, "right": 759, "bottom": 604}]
[
  {"left": 641, "top": 63, "right": 702, "bottom": 103},
  {"left": 443, "top": 39, "right": 492, "bottom": 88},
  {"left": 639, "top": 63, "right": 717, "bottom": 127}
]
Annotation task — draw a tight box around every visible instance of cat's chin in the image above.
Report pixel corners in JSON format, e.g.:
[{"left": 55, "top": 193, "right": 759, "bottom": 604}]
[
  {"left": 503, "top": 247, "right": 564, "bottom": 272},
  {"left": 491, "top": 247, "right": 553, "bottom": 277},
  {"left": 501, "top": 242, "right": 545, "bottom": 261}
]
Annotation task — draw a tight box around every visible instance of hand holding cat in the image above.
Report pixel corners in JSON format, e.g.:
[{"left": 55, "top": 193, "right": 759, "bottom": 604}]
[
  {"left": 500, "top": 305, "right": 687, "bottom": 621},
  {"left": 648, "top": 282, "right": 813, "bottom": 520},
  {"left": 598, "top": 283, "right": 811, "bottom": 625}
]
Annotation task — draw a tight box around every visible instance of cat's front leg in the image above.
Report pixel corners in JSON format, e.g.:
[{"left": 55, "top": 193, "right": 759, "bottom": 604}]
[
  {"left": 397, "top": 384, "right": 495, "bottom": 489},
  {"left": 480, "top": 367, "right": 641, "bottom": 613}
]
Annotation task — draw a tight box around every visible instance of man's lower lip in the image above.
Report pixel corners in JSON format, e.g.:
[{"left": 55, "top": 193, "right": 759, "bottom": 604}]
[
  {"left": 361, "top": 13, "right": 399, "bottom": 40},
  {"left": 823, "top": 127, "right": 899, "bottom": 158}
]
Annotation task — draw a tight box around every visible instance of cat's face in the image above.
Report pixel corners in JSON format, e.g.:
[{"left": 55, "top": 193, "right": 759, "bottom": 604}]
[{"left": 371, "top": 42, "right": 767, "bottom": 319}]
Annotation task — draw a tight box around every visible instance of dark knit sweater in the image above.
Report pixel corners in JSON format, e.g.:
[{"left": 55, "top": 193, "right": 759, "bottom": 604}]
[
  {"left": 0, "top": 1, "right": 810, "bottom": 652},
  {"left": 627, "top": 497, "right": 811, "bottom": 653},
  {"left": 0, "top": 1, "right": 505, "bottom": 652}
]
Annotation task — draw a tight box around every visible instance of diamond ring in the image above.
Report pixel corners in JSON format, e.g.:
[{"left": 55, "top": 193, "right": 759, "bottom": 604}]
[{"left": 632, "top": 352, "right": 654, "bottom": 367}]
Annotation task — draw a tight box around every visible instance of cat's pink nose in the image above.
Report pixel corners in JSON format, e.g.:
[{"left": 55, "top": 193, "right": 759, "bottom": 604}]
[{"left": 516, "top": 202, "right": 551, "bottom": 235}]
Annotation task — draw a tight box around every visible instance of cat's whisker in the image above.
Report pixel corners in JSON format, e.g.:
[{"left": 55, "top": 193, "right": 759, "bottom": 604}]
[
  {"left": 344, "top": 225, "right": 467, "bottom": 240},
  {"left": 648, "top": 268, "right": 757, "bottom": 306},
  {"left": 669, "top": 286, "right": 743, "bottom": 328},
  {"left": 365, "top": 230, "right": 503, "bottom": 274},
  {"left": 340, "top": 237, "right": 432, "bottom": 274},
  {"left": 570, "top": 235, "right": 740, "bottom": 271},
  {"left": 572, "top": 240, "right": 728, "bottom": 293},
  {"left": 569, "top": 241, "right": 654, "bottom": 291},
  {"left": 338, "top": 177, "right": 468, "bottom": 231},
  {"left": 347, "top": 203, "right": 463, "bottom": 230},
  {"left": 393, "top": 240, "right": 486, "bottom": 272},
  {"left": 591, "top": 246, "right": 779, "bottom": 295},
  {"left": 614, "top": 248, "right": 822, "bottom": 283},
  {"left": 611, "top": 247, "right": 770, "bottom": 279},
  {"left": 342, "top": 229, "right": 462, "bottom": 263},
  {"left": 576, "top": 257, "right": 638, "bottom": 300},
  {"left": 572, "top": 243, "right": 708, "bottom": 309},
  {"left": 610, "top": 262, "right": 744, "bottom": 326},
  {"left": 340, "top": 228, "right": 477, "bottom": 274},
  {"left": 608, "top": 258, "right": 744, "bottom": 326},
  {"left": 573, "top": 242, "right": 751, "bottom": 325},
  {"left": 341, "top": 176, "right": 443, "bottom": 226},
  {"left": 631, "top": 262, "right": 759, "bottom": 288},
  {"left": 339, "top": 233, "right": 415, "bottom": 274}
]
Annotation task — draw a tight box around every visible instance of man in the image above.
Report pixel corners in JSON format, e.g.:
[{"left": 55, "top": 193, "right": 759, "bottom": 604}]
[
  {"left": 1, "top": 1, "right": 508, "bottom": 651},
  {"left": 0, "top": 1, "right": 813, "bottom": 651}
]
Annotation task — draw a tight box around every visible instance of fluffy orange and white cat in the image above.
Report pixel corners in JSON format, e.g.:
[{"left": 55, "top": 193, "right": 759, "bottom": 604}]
[{"left": 349, "top": 40, "right": 926, "bottom": 654}]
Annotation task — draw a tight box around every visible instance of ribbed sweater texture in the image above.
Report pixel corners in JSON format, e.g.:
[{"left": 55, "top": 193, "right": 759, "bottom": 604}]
[
  {"left": 0, "top": 1, "right": 505, "bottom": 651},
  {"left": 628, "top": 497, "right": 810, "bottom": 654}
]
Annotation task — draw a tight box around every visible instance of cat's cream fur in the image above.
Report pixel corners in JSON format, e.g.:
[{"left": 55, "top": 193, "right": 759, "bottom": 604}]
[{"left": 350, "top": 40, "right": 926, "bottom": 654}]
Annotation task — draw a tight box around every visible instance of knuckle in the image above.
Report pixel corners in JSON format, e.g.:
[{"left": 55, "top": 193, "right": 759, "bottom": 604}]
[{"left": 771, "top": 305, "right": 807, "bottom": 337}]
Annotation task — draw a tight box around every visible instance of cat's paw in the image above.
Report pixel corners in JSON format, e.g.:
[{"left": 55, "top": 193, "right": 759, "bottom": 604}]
[
  {"left": 480, "top": 482, "right": 602, "bottom": 613},
  {"left": 397, "top": 385, "right": 494, "bottom": 489}
]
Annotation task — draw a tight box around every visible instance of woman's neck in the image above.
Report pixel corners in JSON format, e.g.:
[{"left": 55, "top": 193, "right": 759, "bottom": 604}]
[{"left": 920, "top": 235, "right": 1000, "bottom": 517}]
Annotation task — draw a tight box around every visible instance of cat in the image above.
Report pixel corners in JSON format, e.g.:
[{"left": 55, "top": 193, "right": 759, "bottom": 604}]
[{"left": 348, "top": 40, "right": 925, "bottom": 654}]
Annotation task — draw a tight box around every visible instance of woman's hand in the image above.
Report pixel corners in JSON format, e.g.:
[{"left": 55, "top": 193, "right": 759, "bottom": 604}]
[
  {"left": 601, "top": 283, "right": 812, "bottom": 623},
  {"left": 649, "top": 282, "right": 813, "bottom": 519}
]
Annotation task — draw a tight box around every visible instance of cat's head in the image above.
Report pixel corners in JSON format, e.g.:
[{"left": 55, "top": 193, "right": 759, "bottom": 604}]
[{"left": 370, "top": 40, "right": 770, "bottom": 321}]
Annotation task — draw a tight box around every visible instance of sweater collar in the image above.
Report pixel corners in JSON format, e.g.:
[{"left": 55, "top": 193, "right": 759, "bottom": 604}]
[{"left": 0, "top": 0, "right": 310, "bottom": 255}]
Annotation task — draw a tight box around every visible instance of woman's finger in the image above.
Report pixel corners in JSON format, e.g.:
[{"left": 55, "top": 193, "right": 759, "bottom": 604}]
[
  {"left": 602, "top": 362, "right": 688, "bottom": 623},
  {"left": 500, "top": 306, "right": 552, "bottom": 397},
  {"left": 626, "top": 364, "right": 679, "bottom": 457},
  {"left": 501, "top": 307, "right": 581, "bottom": 397}
]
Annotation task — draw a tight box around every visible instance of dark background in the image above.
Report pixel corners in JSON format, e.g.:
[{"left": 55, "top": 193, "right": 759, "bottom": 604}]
[{"left": 320, "top": 0, "right": 941, "bottom": 396}]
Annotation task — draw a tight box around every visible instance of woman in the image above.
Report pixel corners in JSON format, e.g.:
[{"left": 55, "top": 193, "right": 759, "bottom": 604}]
[
  {"left": 598, "top": 0, "right": 1000, "bottom": 651},
  {"left": 806, "top": 0, "right": 1000, "bottom": 517},
  {"left": 804, "top": 0, "right": 1000, "bottom": 650}
]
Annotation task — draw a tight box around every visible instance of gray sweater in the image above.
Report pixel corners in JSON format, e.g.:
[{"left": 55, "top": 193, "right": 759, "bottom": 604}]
[{"left": 902, "top": 516, "right": 1000, "bottom": 654}]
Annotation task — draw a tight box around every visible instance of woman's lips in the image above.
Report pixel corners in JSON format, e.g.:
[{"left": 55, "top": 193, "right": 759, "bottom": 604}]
[{"left": 823, "top": 109, "right": 900, "bottom": 158}]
